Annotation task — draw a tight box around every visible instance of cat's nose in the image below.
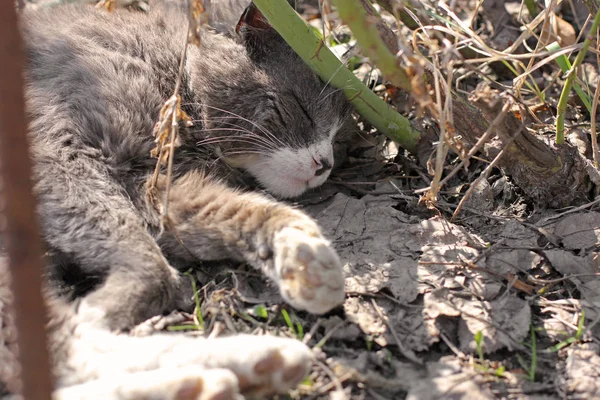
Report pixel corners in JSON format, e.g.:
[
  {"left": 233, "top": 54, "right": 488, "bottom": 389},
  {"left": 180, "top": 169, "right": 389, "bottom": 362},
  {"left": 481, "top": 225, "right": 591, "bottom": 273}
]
[{"left": 314, "top": 158, "right": 332, "bottom": 176}]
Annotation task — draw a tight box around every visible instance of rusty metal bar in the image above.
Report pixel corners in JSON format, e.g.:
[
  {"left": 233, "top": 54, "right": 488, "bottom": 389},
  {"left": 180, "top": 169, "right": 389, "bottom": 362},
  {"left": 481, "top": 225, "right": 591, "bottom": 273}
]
[{"left": 0, "top": 2, "right": 54, "bottom": 399}]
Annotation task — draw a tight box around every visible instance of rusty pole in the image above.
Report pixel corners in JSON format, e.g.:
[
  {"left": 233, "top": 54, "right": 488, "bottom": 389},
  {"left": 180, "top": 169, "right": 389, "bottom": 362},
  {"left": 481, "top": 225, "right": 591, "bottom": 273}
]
[{"left": 0, "top": 2, "right": 54, "bottom": 399}]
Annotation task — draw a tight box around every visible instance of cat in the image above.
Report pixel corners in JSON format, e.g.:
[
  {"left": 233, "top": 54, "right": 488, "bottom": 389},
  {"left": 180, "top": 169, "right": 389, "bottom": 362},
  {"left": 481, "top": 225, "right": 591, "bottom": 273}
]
[{"left": 1, "top": 0, "right": 352, "bottom": 398}]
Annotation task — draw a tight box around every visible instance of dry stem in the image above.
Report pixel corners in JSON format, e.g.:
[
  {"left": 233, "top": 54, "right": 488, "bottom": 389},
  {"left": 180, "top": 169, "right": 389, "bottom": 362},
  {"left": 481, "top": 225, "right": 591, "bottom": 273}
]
[{"left": 147, "top": 1, "right": 204, "bottom": 221}]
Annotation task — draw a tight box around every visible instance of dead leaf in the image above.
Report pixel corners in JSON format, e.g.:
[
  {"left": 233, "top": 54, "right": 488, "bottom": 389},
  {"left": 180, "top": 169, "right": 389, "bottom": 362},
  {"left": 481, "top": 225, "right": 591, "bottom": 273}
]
[
  {"left": 344, "top": 296, "right": 434, "bottom": 351},
  {"left": 463, "top": 179, "right": 494, "bottom": 213},
  {"left": 322, "top": 316, "right": 361, "bottom": 341},
  {"left": 406, "top": 357, "right": 495, "bottom": 400},
  {"left": 458, "top": 295, "right": 531, "bottom": 353},
  {"left": 188, "top": 0, "right": 208, "bottom": 46},
  {"left": 540, "top": 14, "right": 577, "bottom": 47},
  {"left": 344, "top": 297, "right": 388, "bottom": 344},
  {"left": 484, "top": 249, "right": 542, "bottom": 275},
  {"left": 541, "top": 303, "right": 582, "bottom": 342},
  {"left": 552, "top": 212, "right": 600, "bottom": 250},
  {"left": 95, "top": 0, "right": 116, "bottom": 12},
  {"left": 316, "top": 194, "right": 420, "bottom": 303},
  {"left": 545, "top": 250, "right": 600, "bottom": 307},
  {"left": 499, "top": 220, "right": 540, "bottom": 247}
]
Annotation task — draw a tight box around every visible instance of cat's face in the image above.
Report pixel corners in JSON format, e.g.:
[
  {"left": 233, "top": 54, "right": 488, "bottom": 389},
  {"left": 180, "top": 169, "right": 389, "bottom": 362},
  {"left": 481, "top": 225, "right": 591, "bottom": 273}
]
[
  {"left": 200, "top": 4, "right": 351, "bottom": 198},
  {"left": 218, "top": 80, "right": 349, "bottom": 198},
  {"left": 233, "top": 64, "right": 350, "bottom": 198}
]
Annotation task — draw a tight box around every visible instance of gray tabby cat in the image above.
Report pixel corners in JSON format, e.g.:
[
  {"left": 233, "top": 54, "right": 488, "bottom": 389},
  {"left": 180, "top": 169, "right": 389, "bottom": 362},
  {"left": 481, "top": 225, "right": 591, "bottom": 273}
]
[{"left": 2, "top": 0, "right": 351, "bottom": 398}]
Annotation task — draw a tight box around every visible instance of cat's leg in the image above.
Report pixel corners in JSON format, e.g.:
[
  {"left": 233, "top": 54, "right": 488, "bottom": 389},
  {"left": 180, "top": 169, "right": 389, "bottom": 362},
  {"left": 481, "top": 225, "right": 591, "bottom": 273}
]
[
  {"left": 157, "top": 335, "right": 313, "bottom": 398},
  {"left": 35, "top": 157, "right": 181, "bottom": 330},
  {"left": 53, "top": 305, "right": 311, "bottom": 399},
  {"left": 157, "top": 172, "right": 345, "bottom": 314},
  {"left": 53, "top": 367, "right": 241, "bottom": 400},
  {"left": 59, "top": 330, "right": 311, "bottom": 398}
]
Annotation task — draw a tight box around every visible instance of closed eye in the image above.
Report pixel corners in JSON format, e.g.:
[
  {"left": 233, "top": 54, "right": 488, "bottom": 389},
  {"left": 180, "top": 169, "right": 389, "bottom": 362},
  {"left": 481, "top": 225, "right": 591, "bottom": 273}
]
[
  {"left": 273, "top": 102, "right": 288, "bottom": 129},
  {"left": 290, "top": 92, "right": 315, "bottom": 128},
  {"left": 266, "top": 94, "right": 288, "bottom": 129}
]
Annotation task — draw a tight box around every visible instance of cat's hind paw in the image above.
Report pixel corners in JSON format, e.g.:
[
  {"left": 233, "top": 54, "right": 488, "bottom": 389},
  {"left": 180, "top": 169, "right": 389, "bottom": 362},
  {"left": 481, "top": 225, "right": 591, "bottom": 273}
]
[
  {"left": 272, "top": 227, "right": 345, "bottom": 314},
  {"left": 162, "top": 335, "right": 313, "bottom": 398},
  {"left": 227, "top": 336, "right": 311, "bottom": 397},
  {"left": 53, "top": 367, "right": 241, "bottom": 400}
]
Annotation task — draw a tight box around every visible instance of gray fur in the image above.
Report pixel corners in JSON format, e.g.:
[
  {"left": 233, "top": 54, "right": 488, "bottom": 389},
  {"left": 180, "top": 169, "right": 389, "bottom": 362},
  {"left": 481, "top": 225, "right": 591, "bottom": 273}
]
[
  {"left": 0, "top": 3, "right": 352, "bottom": 395},
  {"left": 20, "top": 2, "right": 349, "bottom": 332},
  {"left": 0, "top": 3, "right": 350, "bottom": 395}
]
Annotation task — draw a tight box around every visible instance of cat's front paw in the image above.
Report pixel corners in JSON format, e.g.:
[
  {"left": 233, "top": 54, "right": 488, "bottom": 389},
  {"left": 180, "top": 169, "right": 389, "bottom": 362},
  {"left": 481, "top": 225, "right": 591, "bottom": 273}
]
[{"left": 272, "top": 226, "right": 345, "bottom": 314}]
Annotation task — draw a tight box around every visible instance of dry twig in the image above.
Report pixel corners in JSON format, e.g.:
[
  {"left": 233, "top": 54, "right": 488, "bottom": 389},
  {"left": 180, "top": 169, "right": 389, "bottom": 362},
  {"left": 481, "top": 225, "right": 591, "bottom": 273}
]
[{"left": 147, "top": 0, "right": 206, "bottom": 221}]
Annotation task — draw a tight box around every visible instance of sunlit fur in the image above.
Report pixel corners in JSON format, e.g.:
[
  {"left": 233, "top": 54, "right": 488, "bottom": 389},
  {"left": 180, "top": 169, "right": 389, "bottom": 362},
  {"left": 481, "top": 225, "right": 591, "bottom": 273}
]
[
  {"left": 20, "top": 0, "right": 351, "bottom": 317},
  {"left": 2, "top": 1, "right": 350, "bottom": 398}
]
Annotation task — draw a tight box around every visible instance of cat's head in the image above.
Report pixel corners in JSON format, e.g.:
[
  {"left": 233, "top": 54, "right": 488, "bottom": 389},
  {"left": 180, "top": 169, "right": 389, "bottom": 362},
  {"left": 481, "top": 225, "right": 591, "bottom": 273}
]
[{"left": 200, "top": 2, "right": 352, "bottom": 198}]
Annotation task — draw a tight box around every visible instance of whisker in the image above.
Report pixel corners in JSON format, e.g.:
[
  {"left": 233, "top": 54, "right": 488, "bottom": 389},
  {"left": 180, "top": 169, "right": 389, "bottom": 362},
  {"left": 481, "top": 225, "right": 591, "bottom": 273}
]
[
  {"left": 196, "top": 132, "right": 274, "bottom": 145},
  {"left": 220, "top": 150, "right": 267, "bottom": 156},
  {"left": 318, "top": 62, "right": 349, "bottom": 97},
  {"left": 203, "top": 105, "right": 288, "bottom": 148},
  {"left": 182, "top": 103, "right": 300, "bottom": 152},
  {"left": 196, "top": 137, "right": 273, "bottom": 153},
  {"left": 318, "top": 87, "right": 345, "bottom": 105},
  {"left": 195, "top": 127, "right": 277, "bottom": 150},
  {"left": 182, "top": 102, "right": 287, "bottom": 149},
  {"left": 196, "top": 135, "right": 275, "bottom": 151}
]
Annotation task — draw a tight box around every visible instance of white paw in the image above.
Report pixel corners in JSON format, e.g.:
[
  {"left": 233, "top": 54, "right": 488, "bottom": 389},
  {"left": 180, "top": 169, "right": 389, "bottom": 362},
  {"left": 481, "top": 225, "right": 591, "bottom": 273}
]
[
  {"left": 161, "top": 335, "right": 313, "bottom": 397},
  {"left": 53, "top": 367, "right": 241, "bottom": 400},
  {"left": 207, "top": 335, "right": 313, "bottom": 397},
  {"left": 272, "top": 226, "right": 345, "bottom": 314}
]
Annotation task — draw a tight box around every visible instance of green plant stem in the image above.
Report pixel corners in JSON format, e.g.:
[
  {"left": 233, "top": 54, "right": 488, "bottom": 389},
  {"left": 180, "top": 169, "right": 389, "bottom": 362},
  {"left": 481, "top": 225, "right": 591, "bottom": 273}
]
[
  {"left": 252, "top": 0, "right": 420, "bottom": 152},
  {"left": 523, "top": 0, "right": 540, "bottom": 18},
  {"left": 575, "top": 309, "right": 585, "bottom": 340},
  {"left": 556, "top": 6, "right": 600, "bottom": 143},
  {"left": 185, "top": 271, "right": 205, "bottom": 330},
  {"left": 475, "top": 331, "right": 484, "bottom": 362},
  {"left": 331, "top": 0, "right": 411, "bottom": 91},
  {"left": 547, "top": 42, "right": 592, "bottom": 113}
]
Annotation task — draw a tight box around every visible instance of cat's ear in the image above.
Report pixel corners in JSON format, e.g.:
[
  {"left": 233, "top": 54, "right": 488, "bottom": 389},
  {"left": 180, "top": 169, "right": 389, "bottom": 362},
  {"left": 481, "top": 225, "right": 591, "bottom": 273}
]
[
  {"left": 235, "top": 2, "right": 289, "bottom": 58},
  {"left": 235, "top": 3, "right": 271, "bottom": 33}
]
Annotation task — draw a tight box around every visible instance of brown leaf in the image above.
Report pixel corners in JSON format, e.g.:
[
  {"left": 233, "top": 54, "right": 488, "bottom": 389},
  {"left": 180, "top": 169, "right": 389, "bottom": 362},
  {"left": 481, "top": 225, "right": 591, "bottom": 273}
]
[
  {"left": 540, "top": 14, "right": 577, "bottom": 47},
  {"left": 504, "top": 272, "right": 535, "bottom": 295}
]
